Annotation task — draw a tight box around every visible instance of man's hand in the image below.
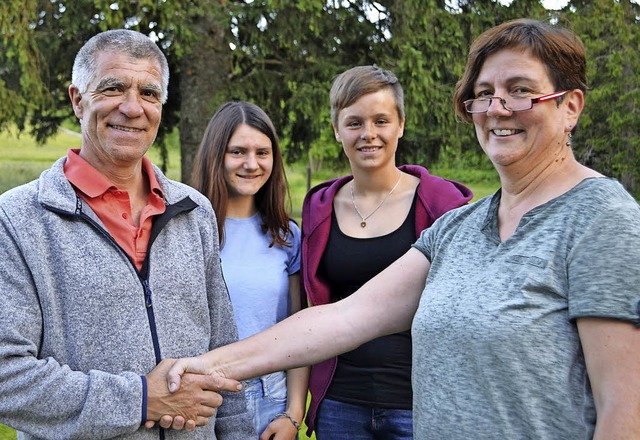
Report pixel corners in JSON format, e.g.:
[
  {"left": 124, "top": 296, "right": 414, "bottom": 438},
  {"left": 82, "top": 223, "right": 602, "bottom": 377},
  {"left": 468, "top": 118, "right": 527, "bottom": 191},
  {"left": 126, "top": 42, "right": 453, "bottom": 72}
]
[{"left": 144, "top": 359, "right": 241, "bottom": 432}]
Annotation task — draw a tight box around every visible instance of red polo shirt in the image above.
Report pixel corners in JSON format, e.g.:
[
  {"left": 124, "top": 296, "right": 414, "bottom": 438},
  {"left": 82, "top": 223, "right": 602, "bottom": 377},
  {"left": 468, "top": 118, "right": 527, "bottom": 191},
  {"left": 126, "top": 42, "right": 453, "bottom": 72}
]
[{"left": 63, "top": 149, "right": 166, "bottom": 271}]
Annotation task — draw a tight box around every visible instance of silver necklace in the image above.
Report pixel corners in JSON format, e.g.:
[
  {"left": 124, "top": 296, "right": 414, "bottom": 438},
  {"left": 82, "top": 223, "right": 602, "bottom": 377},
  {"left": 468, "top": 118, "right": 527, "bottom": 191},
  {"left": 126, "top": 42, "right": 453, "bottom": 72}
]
[{"left": 350, "top": 171, "right": 402, "bottom": 228}]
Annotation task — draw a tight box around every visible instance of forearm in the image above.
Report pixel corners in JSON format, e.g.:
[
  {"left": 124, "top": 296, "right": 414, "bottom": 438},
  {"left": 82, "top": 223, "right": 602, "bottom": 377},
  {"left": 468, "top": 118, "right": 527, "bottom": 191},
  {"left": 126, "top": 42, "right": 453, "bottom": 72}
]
[
  {"left": 168, "top": 249, "right": 428, "bottom": 389},
  {"left": 579, "top": 318, "right": 640, "bottom": 439},
  {"left": 202, "top": 301, "right": 362, "bottom": 380},
  {"left": 0, "top": 293, "right": 141, "bottom": 436},
  {"left": 593, "top": 403, "right": 640, "bottom": 439},
  {"left": 285, "top": 366, "right": 310, "bottom": 423},
  {"left": 0, "top": 358, "right": 142, "bottom": 438}
]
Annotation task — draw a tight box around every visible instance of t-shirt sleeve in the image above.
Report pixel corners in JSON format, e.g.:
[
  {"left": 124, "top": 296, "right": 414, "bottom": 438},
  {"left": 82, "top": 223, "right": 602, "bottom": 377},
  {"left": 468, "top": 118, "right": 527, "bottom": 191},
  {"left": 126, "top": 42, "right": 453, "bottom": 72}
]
[
  {"left": 568, "top": 201, "right": 640, "bottom": 324},
  {"left": 412, "top": 217, "right": 444, "bottom": 262},
  {"left": 287, "top": 221, "right": 302, "bottom": 275}
]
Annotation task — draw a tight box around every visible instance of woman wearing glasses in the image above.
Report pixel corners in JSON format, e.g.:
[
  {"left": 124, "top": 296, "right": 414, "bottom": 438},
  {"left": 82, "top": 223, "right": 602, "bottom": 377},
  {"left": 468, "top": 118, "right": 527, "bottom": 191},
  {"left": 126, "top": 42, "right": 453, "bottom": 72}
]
[{"left": 166, "top": 18, "right": 640, "bottom": 438}]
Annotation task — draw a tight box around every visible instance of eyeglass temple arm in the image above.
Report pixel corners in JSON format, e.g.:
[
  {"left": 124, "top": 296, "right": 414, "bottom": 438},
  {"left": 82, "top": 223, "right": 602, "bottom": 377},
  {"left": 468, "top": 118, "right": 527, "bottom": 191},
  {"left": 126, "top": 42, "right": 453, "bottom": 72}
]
[{"left": 535, "top": 90, "right": 568, "bottom": 103}]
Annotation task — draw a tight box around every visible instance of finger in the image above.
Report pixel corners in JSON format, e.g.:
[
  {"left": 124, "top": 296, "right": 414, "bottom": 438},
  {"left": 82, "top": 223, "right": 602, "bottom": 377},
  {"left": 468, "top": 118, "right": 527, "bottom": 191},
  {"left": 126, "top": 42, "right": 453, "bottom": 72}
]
[
  {"left": 261, "top": 418, "right": 297, "bottom": 439},
  {"left": 259, "top": 427, "right": 274, "bottom": 440},
  {"left": 196, "top": 402, "right": 217, "bottom": 419},
  {"left": 166, "top": 360, "right": 188, "bottom": 393},
  {"left": 187, "top": 373, "right": 242, "bottom": 393},
  {"left": 187, "top": 416, "right": 209, "bottom": 432},
  {"left": 196, "top": 390, "right": 223, "bottom": 410},
  {"left": 158, "top": 415, "right": 174, "bottom": 429},
  {"left": 171, "top": 415, "right": 186, "bottom": 431}
]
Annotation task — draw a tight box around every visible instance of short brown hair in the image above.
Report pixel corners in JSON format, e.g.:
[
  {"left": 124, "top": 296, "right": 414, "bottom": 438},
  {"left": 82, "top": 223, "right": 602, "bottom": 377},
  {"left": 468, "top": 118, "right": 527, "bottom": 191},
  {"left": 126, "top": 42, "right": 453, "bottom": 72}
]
[
  {"left": 453, "top": 18, "right": 587, "bottom": 123},
  {"left": 330, "top": 65, "right": 405, "bottom": 125}
]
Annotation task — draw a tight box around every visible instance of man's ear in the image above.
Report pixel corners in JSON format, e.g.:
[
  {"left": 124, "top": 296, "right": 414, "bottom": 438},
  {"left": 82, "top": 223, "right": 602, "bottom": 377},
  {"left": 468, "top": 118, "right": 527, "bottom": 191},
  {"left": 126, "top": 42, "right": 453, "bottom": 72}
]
[
  {"left": 333, "top": 124, "right": 341, "bottom": 142},
  {"left": 69, "top": 85, "right": 83, "bottom": 120}
]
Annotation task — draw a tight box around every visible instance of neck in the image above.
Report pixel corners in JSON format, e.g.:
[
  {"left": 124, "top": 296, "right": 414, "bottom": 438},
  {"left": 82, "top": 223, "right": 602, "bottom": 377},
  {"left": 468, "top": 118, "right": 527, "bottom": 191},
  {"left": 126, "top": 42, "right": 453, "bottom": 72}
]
[
  {"left": 498, "top": 145, "right": 576, "bottom": 200},
  {"left": 226, "top": 196, "right": 257, "bottom": 218},
  {"left": 351, "top": 165, "right": 400, "bottom": 195},
  {"left": 497, "top": 149, "right": 601, "bottom": 221},
  {"left": 79, "top": 148, "right": 145, "bottom": 195}
]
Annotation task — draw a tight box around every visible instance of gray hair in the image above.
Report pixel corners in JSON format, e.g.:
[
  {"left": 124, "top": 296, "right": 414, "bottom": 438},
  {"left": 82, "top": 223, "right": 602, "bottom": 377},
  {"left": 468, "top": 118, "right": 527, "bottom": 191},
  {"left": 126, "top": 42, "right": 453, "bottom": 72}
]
[{"left": 71, "top": 29, "right": 169, "bottom": 104}]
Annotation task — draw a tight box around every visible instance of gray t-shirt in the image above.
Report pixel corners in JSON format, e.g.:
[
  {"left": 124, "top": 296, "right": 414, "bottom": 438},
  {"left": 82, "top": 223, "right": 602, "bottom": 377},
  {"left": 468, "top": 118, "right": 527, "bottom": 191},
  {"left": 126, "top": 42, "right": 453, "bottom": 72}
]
[{"left": 411, "top": 177, "right": 640, "bottom": 439}]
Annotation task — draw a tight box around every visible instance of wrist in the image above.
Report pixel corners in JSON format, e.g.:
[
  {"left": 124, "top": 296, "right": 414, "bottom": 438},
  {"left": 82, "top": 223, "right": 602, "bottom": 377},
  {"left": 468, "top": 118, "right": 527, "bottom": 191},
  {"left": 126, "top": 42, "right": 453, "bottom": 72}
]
[
  {"left": 271, "top": 411, "right": 301, "bottom": 431},
  {"left": 285, "top": 407, "right": 304, "bottom": 425}
]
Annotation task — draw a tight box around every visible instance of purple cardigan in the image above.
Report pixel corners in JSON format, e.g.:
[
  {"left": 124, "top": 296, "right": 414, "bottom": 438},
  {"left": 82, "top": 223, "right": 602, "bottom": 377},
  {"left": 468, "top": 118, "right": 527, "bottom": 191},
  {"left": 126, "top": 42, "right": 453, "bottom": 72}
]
[{"left": 300, "top": 164, "right": 473, "bottom": 435}]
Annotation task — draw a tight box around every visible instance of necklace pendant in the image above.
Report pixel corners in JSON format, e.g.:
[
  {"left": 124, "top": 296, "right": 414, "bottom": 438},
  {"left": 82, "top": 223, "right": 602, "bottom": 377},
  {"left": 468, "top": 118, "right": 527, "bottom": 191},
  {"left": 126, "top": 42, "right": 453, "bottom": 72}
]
[{"left": 360, "top": 221, "right": 367, "bottom": 228}]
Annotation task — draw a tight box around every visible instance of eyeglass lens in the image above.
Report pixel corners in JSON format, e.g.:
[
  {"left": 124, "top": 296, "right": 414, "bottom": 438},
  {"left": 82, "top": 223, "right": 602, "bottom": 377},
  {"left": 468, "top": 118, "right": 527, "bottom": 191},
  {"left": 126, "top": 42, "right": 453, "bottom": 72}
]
[{"left": 467, "top": 97, "right": 531, "bottom": 113}]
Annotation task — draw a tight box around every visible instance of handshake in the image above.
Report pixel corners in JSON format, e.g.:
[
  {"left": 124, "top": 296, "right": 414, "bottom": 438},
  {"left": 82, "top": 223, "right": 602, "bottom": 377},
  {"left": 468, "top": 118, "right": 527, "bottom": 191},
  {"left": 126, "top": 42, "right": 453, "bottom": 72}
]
[
  {"left": 144, "top": 356, "right": 241, "bottom": 432},
  {"left": 143, "top": 302, "right": 344, "bottom": 433}
]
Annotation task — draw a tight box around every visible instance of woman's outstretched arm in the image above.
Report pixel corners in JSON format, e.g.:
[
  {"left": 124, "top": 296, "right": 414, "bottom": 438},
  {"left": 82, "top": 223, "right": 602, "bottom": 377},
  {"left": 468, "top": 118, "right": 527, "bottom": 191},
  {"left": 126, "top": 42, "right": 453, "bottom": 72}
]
[{"left": 167, "top": 247, "right": 430, "bottom": 392}]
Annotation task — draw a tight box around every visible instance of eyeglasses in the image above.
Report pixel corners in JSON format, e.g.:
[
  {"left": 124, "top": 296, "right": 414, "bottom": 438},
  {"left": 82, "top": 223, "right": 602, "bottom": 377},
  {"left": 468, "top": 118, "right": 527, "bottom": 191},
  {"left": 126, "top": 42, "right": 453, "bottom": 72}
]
[{"left": 463, "top": 90, "right": 568, "bottom": 114}]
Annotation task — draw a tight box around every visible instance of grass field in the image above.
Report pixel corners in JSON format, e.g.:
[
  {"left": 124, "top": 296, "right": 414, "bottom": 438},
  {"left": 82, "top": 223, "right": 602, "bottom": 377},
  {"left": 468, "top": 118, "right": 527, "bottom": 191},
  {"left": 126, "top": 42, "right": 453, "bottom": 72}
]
[
  {"left": 0, "top": 128, "right": 499, "bottom": 438},
  {"left": 0, "top": 425, "right": 15, "bottom": 440},
  {"left": 0, "top": 127, "right": 499, "bottom": 212}
]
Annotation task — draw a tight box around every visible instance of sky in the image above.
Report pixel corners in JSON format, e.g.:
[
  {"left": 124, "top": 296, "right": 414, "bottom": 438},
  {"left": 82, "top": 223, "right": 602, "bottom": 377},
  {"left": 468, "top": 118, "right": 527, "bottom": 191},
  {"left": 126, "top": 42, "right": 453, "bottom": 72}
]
[
  {"left": 499, "top": 0, "right": 570, "bottom": 8},
  {"left": 540, "top": 0, "right": 570, "bottom": 8}
]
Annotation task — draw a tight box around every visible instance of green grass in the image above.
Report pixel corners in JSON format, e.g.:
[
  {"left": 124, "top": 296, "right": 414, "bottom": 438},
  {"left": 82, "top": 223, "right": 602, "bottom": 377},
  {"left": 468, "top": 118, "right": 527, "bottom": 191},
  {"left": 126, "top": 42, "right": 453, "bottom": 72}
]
[
  {"left": 0, "top": 128, "right": 497, "bottom": 438},
  {"left": 0, "top": 425, "right": 16, "bottom": 440},
  {"left": 0, "top": 127, "right": 500, "bottom": 213},
  {"left": 0, "top": 127, "right": 181, "bottom": 195}
]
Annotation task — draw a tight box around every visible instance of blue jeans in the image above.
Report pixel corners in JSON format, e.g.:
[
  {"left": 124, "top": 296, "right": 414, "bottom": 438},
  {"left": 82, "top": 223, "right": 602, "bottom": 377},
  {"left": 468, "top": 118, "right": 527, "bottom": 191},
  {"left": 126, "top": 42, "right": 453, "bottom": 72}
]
[
  {"left": 315, "top": 398, "right": 413, "bottom": 440},
  {"left": 243, "top": 371, "right": 288, "bottom": 436}
]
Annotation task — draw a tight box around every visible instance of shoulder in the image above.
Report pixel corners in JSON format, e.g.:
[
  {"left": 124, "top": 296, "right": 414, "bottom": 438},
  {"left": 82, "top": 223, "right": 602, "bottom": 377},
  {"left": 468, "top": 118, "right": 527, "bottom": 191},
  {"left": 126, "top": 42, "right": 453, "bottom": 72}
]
[
  {"left": 287, "top": 219, "right": 302, "bottom": 245},
  {"left": 1, "top": 158, "right": 71, "bottom": 216},
  {"left": 399, "top": 164, "right": 474, "bottom": 213},
  {"left": 288, "top": 219, "right": 301, "bottom": 235},
  {"left": 574, "top": 177, "right": 636, "bottom": 207},
  {"left": 556, "top": 178, "right": 638, "bottom": 227},
  {"left": 413, "top": 196, "right": 492, "bottom": 258},
  {"left": 152, "top": 165, "right": 213, "bottom": 210},
  {"left": 302, "top": 174, "right": 351, "bottom": 227},
  {"left": 0, "top": 179, "right": 38, "bottom": 209},
  {"left": 305, "top": 175, "right": 351, "bottom": 205}
]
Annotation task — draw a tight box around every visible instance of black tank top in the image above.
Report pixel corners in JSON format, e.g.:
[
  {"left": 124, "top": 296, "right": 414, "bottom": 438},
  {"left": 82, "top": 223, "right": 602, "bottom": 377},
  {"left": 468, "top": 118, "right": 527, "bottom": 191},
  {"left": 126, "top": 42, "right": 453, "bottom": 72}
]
[{"left": 319, "top": 194, "right": 417, "bottom": 409}]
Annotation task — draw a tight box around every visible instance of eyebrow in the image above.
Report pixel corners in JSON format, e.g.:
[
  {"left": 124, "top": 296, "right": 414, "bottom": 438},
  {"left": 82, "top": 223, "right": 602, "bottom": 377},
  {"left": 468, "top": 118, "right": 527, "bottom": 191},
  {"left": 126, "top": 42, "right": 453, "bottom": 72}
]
[
  {"left": 227, "top": 145, "right": 273, "bottom": 150},
  {"left": 93, "top": 77, "right": 126, "bottom": 90},
  {"left": 475, "top": 76, "right": 537, "bottom": 89},
  {"left": 342, "top": 111, "right": 394, "bottom": 120},
  {"left": 93, "top": 77, "right": 162, "bottom": 94},
  {"left": 141, "top": 83, "right": 162, "bottom": 94}
]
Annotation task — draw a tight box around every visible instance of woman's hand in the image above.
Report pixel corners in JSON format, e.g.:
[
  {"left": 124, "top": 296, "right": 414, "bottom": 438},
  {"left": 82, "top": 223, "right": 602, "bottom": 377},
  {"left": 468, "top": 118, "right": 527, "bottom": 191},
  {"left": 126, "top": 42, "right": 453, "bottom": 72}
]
[{"left": 259, "top": 415, "right": 299, "bottom": 440}]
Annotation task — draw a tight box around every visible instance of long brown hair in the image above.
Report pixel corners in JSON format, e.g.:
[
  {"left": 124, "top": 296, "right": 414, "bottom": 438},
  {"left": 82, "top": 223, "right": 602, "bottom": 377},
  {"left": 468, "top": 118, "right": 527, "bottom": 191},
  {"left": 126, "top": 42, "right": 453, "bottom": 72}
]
[{"left": 191, "top": 101, "right": 293, "bottom": 247}]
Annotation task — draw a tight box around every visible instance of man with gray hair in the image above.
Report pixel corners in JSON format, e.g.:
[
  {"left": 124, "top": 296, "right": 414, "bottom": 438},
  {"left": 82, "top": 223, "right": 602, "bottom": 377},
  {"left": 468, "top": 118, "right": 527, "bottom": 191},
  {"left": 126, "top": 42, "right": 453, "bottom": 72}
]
[{"left": 0, "top": 29, "right": 255, "bottom": 439}]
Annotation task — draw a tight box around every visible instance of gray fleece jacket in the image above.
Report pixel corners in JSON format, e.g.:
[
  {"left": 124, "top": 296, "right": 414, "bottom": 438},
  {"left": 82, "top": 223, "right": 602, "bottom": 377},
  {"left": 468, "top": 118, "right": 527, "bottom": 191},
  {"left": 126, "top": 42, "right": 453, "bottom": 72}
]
[{"left": 0, "top": 157, "right": 255, "bottom": 439}]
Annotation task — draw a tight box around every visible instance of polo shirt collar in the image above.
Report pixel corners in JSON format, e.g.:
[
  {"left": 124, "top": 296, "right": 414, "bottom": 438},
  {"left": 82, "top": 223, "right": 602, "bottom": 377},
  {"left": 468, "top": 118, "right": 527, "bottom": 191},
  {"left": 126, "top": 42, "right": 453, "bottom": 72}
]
[{"left": 63, "top": 148, "right": 164, "bottom": 199}]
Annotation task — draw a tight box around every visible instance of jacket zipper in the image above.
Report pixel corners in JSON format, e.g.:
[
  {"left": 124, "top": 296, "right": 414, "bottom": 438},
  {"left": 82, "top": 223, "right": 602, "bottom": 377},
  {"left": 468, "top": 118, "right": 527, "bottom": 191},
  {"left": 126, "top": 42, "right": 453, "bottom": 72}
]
[{"left": 45, "top": 203, "right": 165, "bottom": 437}]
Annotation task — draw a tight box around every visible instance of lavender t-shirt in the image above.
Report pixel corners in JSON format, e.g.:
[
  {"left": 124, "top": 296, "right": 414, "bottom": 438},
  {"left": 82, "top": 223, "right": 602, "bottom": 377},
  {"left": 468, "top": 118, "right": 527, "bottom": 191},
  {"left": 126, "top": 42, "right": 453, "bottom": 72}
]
[{"left": 221, "top": 214, "right": 301, "bottom": 340}]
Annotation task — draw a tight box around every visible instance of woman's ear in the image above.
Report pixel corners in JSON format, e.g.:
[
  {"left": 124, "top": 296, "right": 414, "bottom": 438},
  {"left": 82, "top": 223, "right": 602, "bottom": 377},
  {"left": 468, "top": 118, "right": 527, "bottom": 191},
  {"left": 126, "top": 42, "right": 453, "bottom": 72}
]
[{"left": 564, "top": 89, "right": 584, "bottom": 133}]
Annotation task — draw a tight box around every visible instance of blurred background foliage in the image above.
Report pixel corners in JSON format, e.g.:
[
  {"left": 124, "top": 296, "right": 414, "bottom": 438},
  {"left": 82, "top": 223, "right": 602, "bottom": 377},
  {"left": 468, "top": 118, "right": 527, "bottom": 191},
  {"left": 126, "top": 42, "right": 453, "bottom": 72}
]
[{"left": 1, "top": 0, "right": 639, "bottom": 194}]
